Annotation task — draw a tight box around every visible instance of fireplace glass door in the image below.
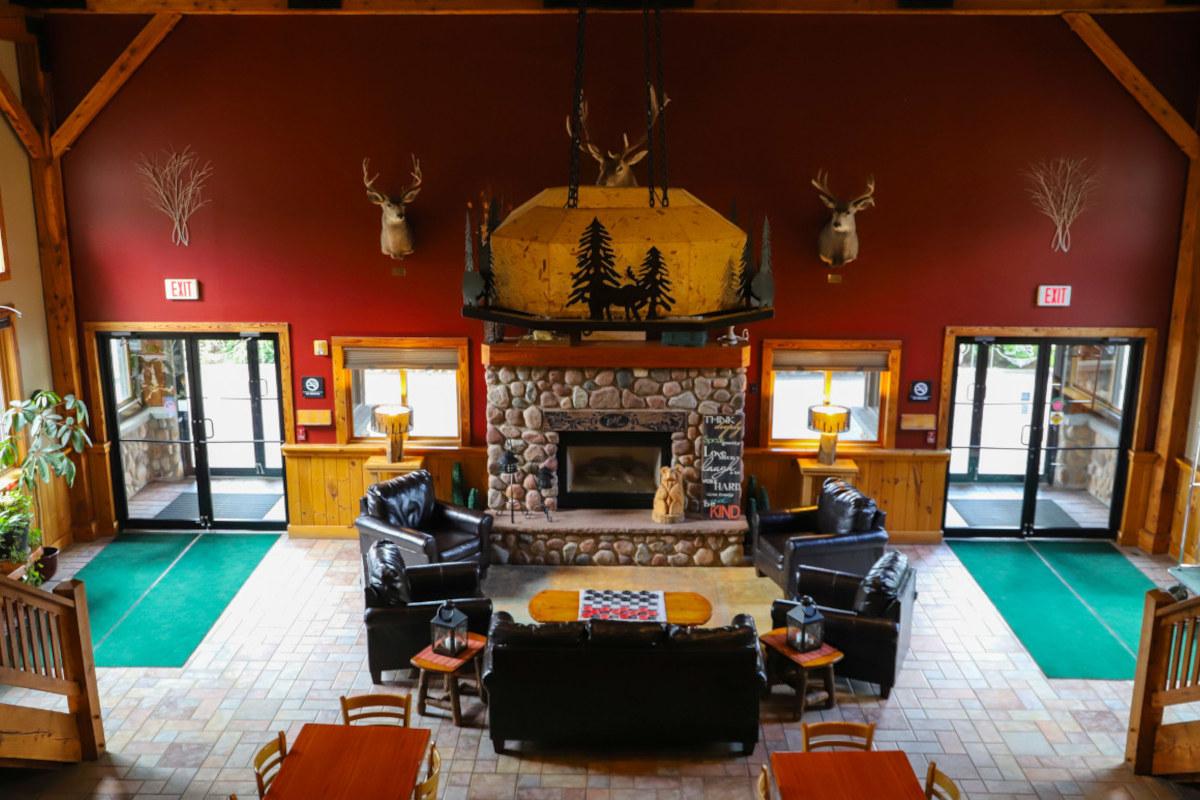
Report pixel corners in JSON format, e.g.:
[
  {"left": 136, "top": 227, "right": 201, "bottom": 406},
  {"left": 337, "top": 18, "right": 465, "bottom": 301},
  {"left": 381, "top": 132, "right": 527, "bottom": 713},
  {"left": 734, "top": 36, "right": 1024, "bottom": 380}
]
[{"left": 557, "top": 431, "right": 672, "bottom": 509}]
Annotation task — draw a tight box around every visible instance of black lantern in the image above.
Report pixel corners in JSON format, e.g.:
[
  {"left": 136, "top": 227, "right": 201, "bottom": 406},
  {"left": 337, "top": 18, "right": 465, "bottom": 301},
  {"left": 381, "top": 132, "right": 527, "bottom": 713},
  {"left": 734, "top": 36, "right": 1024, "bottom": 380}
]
[
  {"left": 536, "top": 465, "right": 555, "bottom": 522},
  {"left": 499, "top": 444, "right": 519, "bottom": 523},
  {"left": 786, "top": 595, "right": 824, "bottom": 653},
  {"left": 430, "top": 601, "right": 469, "bottom": 657}
]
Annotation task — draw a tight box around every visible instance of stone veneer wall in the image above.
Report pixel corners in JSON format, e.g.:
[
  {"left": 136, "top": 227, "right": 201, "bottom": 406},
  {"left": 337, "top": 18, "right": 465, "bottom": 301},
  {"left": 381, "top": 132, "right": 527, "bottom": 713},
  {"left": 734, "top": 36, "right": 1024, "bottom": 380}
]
[
  {"left": 121, "top": 411, "right": 186, "bottom": 501},
  {"left": 484, "top": 365, "right": 747, "bottom": 512}
]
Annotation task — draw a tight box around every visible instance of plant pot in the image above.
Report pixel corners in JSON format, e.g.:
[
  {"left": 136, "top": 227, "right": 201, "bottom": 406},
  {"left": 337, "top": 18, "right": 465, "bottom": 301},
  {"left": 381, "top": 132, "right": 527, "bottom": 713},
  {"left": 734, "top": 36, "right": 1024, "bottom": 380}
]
[{"left": 35, "top": 546, "right": 59, "bottom": 581}]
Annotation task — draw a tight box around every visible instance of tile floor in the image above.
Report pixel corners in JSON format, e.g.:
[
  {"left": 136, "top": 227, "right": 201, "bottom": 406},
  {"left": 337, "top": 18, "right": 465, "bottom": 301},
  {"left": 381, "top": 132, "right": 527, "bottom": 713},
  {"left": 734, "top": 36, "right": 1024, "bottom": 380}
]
[{"left": 0, "top": 535, "right": 1195, "bottom": 800}]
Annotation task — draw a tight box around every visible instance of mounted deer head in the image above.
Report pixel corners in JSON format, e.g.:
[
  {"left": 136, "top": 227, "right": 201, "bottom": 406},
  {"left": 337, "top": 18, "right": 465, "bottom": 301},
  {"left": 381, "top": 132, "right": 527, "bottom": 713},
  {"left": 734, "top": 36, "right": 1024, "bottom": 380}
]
[
  {"left": 812, "top": 171, "right": 875, "bottom": 266},
  {"left": 363, "top": 156, "right": 422, "bottom": 259},
  {"left": 566, "top": 87, "right": 670, "bottom": 188}
]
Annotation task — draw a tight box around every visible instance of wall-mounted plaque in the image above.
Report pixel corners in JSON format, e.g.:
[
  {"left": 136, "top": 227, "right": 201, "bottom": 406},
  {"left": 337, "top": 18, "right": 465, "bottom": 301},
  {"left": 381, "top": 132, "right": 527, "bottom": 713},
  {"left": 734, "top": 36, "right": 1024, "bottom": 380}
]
[{"left": 702, "top": 414, "right": 744, "bottom": 520}]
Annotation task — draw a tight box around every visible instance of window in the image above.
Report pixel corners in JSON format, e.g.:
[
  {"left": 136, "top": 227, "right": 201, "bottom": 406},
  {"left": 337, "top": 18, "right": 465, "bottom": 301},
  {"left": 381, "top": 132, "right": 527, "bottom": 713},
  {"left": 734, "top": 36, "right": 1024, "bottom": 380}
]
[
  {"left": 0, "top": 310, "right": 24, "bottom": 477},
  {"left": 1064, "top": 344, "right": 1128, "bottom": 421},
  {"left": 0, "top": 186, "right": 11, "bottom": 282},
  {"left": 761, "top": 340, "right": 901, "bottom": 449},
  {"left": 110, "top": 338, "right": 135, "bottom": 407},
  {"left": 332, "top": 337, "right": 469, "bottom": 447}
]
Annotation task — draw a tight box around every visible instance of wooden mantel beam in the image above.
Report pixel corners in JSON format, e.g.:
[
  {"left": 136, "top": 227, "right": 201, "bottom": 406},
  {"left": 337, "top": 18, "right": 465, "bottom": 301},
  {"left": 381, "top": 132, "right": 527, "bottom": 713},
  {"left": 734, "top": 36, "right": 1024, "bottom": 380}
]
[
  {"left": 1064, "top": 12, "right": 1200, "bottom": 160},
  {"left": 50, "top": 12, "right": 180, "bottom": 159},
  {"left": 40, "top": 0, "right": 1200, "bottom": 14}
]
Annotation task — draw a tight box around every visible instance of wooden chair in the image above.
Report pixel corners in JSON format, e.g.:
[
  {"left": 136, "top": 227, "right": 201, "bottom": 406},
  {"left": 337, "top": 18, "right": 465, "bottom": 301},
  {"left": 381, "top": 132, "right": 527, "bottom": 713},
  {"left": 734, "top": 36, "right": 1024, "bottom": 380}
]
[
  {"left": 801, "top": 721, "right": 876, "bottom": 751},
  {"left": 756, "top": 763, "right": 771, "bottom": 800},
  {"left": 414, "top": 742, "right": 441, "bottom": 800},
  {"left": 253, "top": 731, "right": 287, "bottom": 799},
  {"left": 926, "top": 761, "right": 962, "bottom": 800},
  {"left": 340, "top": 692, "right": 413, "bottom": 727}
]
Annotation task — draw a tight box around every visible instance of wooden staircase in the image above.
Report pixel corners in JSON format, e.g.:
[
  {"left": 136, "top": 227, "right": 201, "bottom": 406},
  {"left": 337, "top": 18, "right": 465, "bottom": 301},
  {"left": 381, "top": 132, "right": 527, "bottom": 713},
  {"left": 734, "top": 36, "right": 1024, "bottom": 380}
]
[{"left": 0, "top": 576, "right": 105, "bottom": 766}]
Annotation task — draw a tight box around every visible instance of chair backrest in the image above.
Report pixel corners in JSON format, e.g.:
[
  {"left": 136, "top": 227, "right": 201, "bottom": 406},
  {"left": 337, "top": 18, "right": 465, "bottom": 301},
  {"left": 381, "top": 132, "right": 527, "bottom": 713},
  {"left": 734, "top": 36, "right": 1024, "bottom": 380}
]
[
  {"left": 801, "top": 721, "right": 875, "bottom": 751},
  {"left": 253, "top": 731, "right": 287, "bottom": 799},
  {"left": 366, "top": 469, "right": 435, "bottom": 529},
  {"left": 756, "top": 763, "right": 771, "bottom": 800},
  {"left": 341, "top": 692, "right": 412, "bottom": 727},
  {"left": 925, "top": 761, "right": 961, "bottom": 800},
  {"left": 414, "top": 743, "right": 441, "bottom": 800}
]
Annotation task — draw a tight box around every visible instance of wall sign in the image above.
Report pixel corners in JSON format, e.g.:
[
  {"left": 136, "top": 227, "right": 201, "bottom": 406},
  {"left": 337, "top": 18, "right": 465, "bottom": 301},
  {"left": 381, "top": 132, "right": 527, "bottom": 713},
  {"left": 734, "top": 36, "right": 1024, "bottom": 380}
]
[
  {"left": 908, "top": 380, "right": 932, "bottom": 402},
  {"left": 701, "top": 414, "right": 744, "bottom": 520},
  {"left": 1036, "top": 285, "right": 1072, "bottom": 307},
  {"left": 165, "top": 278, "right": 199, "bottom": 300},
  {"left": 301, "top": 376, "right": 325, "bottom": 399}
]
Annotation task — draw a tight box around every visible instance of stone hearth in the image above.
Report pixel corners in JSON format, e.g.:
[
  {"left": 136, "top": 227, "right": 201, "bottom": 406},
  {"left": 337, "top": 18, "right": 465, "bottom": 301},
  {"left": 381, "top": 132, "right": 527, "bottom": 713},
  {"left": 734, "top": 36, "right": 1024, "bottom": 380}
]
[{"left": 489, "top": 509, "right": 746, "bottom": 568}]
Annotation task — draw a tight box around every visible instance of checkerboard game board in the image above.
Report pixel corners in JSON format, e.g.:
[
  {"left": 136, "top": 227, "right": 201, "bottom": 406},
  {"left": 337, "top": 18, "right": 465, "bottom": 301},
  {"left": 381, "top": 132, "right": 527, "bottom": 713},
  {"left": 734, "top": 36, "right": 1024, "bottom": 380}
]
[{"left": 578, "top": 589, "right": 666, "bottom": 622}]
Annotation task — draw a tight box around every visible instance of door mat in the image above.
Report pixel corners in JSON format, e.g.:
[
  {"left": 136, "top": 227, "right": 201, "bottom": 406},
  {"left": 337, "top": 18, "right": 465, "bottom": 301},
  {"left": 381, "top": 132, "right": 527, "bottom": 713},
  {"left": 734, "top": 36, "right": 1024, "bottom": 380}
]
[
  {"left": 154, "top": 492, "right": 282, "bottom": 521},
  {"left": 74, "top": 532, "right": 280, "bottom": 667},
  {"left": 946, "top": 539, "right": 1156, "bottom": 679},
  {"left": 949, "top": 498, "right": 1080, "bottom": 529}
]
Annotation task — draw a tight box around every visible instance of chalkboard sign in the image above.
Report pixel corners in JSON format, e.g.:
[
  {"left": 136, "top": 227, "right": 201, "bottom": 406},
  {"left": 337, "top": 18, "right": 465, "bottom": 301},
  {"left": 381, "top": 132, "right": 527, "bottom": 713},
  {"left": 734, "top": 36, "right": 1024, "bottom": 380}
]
[{"left": 702, "top": 414, "right": 744, "bottom": 520}]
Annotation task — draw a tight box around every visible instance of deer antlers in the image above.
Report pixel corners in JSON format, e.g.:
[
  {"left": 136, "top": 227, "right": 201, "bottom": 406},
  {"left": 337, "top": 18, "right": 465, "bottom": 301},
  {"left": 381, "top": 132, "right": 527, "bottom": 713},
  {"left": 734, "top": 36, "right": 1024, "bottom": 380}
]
[
  {"left": 362, "top": 155, "right": 422, "bottom": 206},
  {"left": 811, "top": 171, "right": 875, "bottom": 211},
  {"left": 565, "top": 87, "right": 670, "bottom": 187}
]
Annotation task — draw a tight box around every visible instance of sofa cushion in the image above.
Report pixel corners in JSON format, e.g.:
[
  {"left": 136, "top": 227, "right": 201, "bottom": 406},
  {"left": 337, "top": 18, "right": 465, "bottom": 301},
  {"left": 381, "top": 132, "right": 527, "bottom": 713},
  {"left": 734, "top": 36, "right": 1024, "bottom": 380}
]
[
  {"left": 490, "top": 619, "right": 587, "bottom": 647},
  {"left": 587, "top": 620, "right": 666, "bottom": 648},
  {"left": 664, "top": 624, "right": 755, "bottom": 649},
  {"left": 817, "top": 479, "right": 879, "bottom": 535},
  {"left": 366, "top": 539, "right": 412, "bottom": 605},
  {"left": 366, "top": 470, "right": 435, "bottom": 530},
  {"left": 852, "top": 551, "right": 911, "bottom": 616}
]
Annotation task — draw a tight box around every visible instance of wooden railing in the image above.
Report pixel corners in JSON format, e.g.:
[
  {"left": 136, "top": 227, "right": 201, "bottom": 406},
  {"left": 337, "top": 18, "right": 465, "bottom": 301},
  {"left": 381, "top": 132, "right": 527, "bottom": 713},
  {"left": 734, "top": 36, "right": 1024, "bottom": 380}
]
[
  {"left": 0, "top": 577, "right": 104, "bottom": 766},
  {"left": 1128, "top": 588, "right": 1200, "bottom": 778}
]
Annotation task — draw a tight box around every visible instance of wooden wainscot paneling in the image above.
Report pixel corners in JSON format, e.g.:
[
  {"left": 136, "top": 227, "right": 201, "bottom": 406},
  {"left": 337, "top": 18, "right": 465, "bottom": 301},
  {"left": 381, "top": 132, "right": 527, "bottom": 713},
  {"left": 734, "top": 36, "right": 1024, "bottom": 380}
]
[
  {"left": 1170, "top": 456, "right": 1200, "bottom": 562},
  {"left": 1121, "top": 450, "right": 1156, "bottom": 548},
  {"left": 419, "top": 447, "right": 488, "bottom": 505},
  {"left": 282, "top": 443, "right": 382, "bottom": 538},
  {"left": 744, "top": 448, "right": 950, "bottom": 543}
]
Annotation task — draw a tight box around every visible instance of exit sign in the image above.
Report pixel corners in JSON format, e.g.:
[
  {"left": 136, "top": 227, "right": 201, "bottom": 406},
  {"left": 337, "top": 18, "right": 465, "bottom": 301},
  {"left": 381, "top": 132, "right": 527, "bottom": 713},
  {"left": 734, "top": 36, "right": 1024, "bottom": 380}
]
[
  {"left": 165, "top": 279, "right": 200, "bottom": 301},
  {"left": 1037, "top": 285, "right": 1071, "bottom": 307}
]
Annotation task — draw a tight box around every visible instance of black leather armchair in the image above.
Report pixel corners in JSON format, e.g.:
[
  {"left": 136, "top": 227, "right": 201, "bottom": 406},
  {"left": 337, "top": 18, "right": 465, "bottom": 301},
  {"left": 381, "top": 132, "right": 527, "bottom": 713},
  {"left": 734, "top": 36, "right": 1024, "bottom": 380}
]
[
  {"left": 752, "top": 478, "right": 888, "bottom": 597},
  {"left": 362, "top": 539, "right": 493, "bottom": 683},
  {"left": 356, "top": 469, "right": 491, "bottom": 577},
  {"left": 771, "top": 551, "right": 916, "bottom": 699}
]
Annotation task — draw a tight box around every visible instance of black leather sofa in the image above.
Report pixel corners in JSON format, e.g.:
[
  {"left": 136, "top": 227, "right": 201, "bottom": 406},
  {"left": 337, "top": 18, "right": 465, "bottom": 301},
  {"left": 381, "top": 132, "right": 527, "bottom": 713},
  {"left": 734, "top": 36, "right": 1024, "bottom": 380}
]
[
  {"left": 356, "top": 469, "right": 491, "bottom": 577},
  {"left": 752, "top": 478, "right": 888, "bottom": 597},
  {"left": 771, "top": 550, "right": 916, "bottom": 699},
  {"left": 481, "top": 612, "right": 766, "bottom": 754},
  {"left": 362, "top": 539, "right": 493, "bottom": 683}
]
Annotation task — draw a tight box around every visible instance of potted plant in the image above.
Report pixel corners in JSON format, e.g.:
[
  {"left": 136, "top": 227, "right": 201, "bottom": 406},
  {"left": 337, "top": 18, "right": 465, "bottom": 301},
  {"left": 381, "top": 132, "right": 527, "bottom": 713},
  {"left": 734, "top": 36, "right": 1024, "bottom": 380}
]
[{"left": 0, "top": 390, "right": 91, "bottom": 585}]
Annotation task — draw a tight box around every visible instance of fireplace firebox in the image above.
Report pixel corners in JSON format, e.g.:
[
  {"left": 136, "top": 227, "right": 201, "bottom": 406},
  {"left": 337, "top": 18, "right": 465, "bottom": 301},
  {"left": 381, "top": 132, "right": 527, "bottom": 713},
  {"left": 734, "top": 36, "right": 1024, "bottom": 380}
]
[{"left": 557, "top": 431, "right": 672, "bottom": 509}]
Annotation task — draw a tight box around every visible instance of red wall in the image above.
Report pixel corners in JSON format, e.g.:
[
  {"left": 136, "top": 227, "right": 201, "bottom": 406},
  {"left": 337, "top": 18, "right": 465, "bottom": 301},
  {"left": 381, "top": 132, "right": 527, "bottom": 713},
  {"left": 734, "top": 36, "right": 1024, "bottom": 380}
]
[{"left": 46, "top": 13, "right": 1197, "bottom": 447}]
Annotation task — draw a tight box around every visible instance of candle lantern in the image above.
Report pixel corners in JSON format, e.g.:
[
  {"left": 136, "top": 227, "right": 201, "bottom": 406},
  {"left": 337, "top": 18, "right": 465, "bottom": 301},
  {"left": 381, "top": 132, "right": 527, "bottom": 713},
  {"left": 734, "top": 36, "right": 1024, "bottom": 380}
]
[
  {"left": 430, "top": 601, "right": 469, "bottom": 657},
  {"left": 499, "top": 445, "right": 520, "bottom": 523},
  {"left": 786, "top": 595, "right": 825, "bottom": 653}
]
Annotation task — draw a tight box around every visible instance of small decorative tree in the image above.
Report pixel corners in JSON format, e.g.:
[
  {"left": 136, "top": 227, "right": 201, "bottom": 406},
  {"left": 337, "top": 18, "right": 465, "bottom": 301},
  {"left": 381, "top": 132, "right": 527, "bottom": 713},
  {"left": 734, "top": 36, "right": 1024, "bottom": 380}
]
[
  {"left": 1023, "top": 157, "right": 1101, "bottom": 253},
  {"left": 135, "top": 147, "right": 213, "bottom": 246}
]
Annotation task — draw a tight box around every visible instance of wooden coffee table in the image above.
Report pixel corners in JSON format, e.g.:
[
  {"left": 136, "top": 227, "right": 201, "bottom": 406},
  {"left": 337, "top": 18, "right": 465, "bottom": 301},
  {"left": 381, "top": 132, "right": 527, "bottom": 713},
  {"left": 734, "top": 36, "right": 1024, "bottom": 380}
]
[
  {"left": 528, "top": 590, "right": 712, "bottom": 625},
  {"left": 410, "top": 632, "right": 487, "bottom": 727}
]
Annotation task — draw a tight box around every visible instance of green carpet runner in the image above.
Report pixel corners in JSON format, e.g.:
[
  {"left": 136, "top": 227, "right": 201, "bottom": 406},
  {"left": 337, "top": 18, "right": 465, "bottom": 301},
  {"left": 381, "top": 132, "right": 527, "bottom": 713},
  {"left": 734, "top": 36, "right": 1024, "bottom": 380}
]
[
  {"left": 946, "top": 540, "right": 1156, "bottom": 680},
  {"left": 75, "top": 532, "right": 279, "bottom": 668}
]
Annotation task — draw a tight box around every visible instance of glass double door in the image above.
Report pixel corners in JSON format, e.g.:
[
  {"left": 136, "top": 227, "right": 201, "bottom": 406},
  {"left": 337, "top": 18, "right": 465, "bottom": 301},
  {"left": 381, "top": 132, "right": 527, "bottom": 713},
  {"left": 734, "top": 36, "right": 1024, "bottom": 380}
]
[
  {"left": 99, "top": 332, "right": 286, "bottom": 529},
  {"left": 946, "top": 337, "right": 1142, "bottom": 537}
]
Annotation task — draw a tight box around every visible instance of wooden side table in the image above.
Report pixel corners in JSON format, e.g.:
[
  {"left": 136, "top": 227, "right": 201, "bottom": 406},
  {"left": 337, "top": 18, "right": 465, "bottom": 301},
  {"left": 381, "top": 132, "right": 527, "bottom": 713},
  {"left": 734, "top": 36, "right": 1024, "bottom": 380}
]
[
  {"left": 760, "top": 628, "right": 844, "bottom": 720},
  {"left": 796, "top": 457, "right": 858, "bottom": 506},
  {"left": 410, "top": 631, "right": 486, "bottom": 726},
  {"left": 365, "top": 455, "right": 425, "bottom": 485}
]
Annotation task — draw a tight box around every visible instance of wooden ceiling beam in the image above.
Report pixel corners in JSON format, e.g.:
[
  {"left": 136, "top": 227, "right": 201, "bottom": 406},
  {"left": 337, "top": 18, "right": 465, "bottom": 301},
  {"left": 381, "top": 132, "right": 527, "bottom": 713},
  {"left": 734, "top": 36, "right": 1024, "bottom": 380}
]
[
  {"left": 50, "top": 11, "right": 180, "bottom": 159},
  {"left": 1064, "top": 12, "right": 1200, "bottom": 160},
  {"left": 0, "top": 71, "right": 44, "bottom": 159},
  {"left": 39, "top": 0, "right": 1200, "bottom": 14}
]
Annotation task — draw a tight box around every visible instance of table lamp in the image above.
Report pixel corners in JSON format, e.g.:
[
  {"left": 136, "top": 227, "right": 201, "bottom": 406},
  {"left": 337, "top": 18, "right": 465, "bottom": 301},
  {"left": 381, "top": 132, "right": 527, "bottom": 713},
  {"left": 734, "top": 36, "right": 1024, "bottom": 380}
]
[
  {"left": 808, "top": 404, "right": 850, "bottom": 466},
  {"left": 373, "top": 404, "right": 412, "bottom": 463}
]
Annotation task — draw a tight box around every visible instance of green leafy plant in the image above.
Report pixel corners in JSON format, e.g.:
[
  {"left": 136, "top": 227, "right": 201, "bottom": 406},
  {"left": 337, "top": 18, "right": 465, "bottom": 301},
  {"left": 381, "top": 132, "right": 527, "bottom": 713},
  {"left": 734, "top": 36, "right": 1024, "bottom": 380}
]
[{"left": 0, "top": 391, "right": 92, "bottom": 583}]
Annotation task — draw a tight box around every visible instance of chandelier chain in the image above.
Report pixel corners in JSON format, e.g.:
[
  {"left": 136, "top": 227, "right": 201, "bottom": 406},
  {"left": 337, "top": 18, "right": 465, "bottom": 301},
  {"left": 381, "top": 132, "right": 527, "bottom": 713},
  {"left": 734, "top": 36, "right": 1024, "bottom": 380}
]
[
  {"left": 643, "top": 1, "right": 656, "bottom": 208},
  {"left": 654, "top": 3, "right": 668, "bottom": 207},
  {"left": 567, "top": 0, "right": 587, "bottom": 209}
]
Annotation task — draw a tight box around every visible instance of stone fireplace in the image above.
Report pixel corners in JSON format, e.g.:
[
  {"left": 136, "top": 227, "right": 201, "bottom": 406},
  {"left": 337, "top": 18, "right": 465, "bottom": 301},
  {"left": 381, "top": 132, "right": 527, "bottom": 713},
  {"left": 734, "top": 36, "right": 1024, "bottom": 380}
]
[{"left": 482, "top": 342, "right": 750, "bottom": 567}]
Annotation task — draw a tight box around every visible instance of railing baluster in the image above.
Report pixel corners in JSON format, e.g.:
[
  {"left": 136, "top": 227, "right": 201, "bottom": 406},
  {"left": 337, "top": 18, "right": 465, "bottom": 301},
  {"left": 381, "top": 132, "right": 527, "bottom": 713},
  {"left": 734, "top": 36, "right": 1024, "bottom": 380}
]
[
  {"left": 0, "top": 597, "right": 11, "bottom": 669},
  {"left": 48, "top": 609, "right": 64, "bottom": 680},
  {"left": 1169, "top": 620, "right": 1184, "bottom": 691}
]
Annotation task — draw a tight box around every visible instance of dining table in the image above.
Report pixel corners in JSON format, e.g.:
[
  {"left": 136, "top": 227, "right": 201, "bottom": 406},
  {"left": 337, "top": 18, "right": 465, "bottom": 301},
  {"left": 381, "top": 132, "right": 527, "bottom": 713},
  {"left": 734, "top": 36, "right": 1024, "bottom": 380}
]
[
  {"left": 770, "top": 750, "right": 926, "bottom": 800},
  {"left": 265, "top": 722, "right": 431, "bottom": 800}
]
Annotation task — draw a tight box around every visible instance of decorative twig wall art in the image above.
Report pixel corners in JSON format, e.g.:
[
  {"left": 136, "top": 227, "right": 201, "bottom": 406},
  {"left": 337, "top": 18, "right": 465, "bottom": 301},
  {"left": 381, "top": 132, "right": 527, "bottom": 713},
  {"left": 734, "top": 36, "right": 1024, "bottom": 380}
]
[
  {"left": 135, "top": 147, "right": 212, "bottom": 246},
  {"left": 1022, "top": 157, "right": 1101, "bottom": 253}
]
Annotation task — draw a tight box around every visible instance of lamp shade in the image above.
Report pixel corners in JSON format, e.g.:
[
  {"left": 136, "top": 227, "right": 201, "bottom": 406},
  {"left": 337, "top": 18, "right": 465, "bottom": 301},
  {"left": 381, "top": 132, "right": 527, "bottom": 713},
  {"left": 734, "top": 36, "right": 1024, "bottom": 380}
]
[
  {"left": 808, "top": 404, "right": 850, "bottom": 434},
  {"left": 372, "top": 404, "right": 412, "bottom": 435}
]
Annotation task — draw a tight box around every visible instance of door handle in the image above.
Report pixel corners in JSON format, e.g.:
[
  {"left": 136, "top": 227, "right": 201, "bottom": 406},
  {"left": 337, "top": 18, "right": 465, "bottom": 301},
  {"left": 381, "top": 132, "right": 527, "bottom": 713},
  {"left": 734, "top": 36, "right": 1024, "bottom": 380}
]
[
  {"left": 203, "top": 418, "right": 215, "bottom": 440},
  {"left": 1020, "top": 424, "right": 1031, "bottom": 446},
  {"left": 260, "top": 378, "right": 269, "bottom": 397}
]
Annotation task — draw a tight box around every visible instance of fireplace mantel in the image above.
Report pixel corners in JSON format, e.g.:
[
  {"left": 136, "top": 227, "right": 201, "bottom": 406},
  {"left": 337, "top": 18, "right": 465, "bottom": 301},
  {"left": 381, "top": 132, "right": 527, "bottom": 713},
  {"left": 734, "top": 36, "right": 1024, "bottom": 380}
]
[{"left": 481, "top": 341, "right": 750, "bottom": 369}]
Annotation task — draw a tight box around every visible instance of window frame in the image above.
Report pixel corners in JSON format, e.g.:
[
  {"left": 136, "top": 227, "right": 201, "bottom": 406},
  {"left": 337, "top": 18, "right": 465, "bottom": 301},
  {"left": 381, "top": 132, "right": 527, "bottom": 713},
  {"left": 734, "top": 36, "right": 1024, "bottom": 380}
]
[
  {"left": 0, "top": 185, "right": 12, "bottom": 283},
  {"left": 332, "top": 336, "right": 470, "bottom": 448},
  {"left": 0, "top": 310, "right": 25, "bottom": 485},
  {"left": 760, "top": 339, "right": 901, "bottom": 450}
]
